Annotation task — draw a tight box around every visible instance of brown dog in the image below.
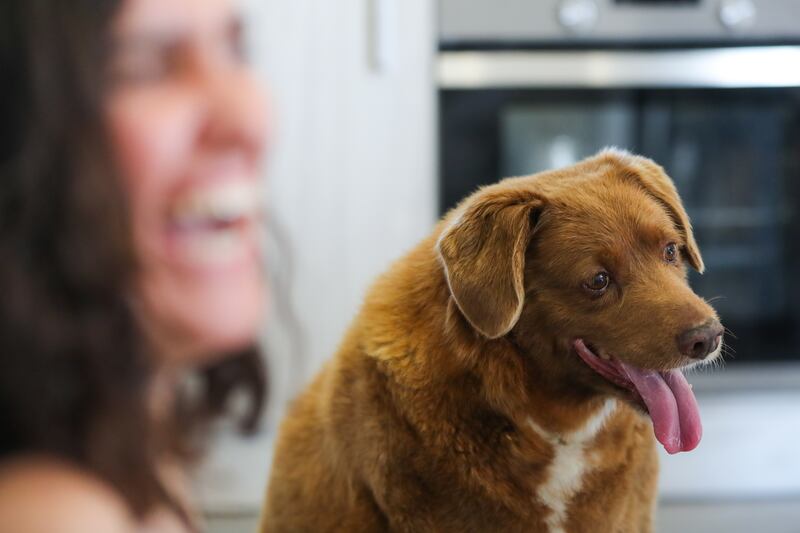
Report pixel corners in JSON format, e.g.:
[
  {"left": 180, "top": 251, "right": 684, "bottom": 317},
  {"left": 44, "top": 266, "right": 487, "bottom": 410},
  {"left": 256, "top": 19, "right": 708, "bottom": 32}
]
[{"left": 261, "top": 149, "right": 723, "bottom": 533}]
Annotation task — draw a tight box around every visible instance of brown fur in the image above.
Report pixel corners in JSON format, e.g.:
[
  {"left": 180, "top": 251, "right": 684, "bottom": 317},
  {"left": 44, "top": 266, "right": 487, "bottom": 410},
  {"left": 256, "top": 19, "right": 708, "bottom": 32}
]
[{"left": 261, "top": 150, "right": 718, "bottom": 532}]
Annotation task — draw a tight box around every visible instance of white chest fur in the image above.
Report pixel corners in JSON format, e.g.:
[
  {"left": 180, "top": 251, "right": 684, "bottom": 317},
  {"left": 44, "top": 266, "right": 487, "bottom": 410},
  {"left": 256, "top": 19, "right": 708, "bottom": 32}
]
[{"left": 526, "top": 399, "right": 618, "bottom": 533}]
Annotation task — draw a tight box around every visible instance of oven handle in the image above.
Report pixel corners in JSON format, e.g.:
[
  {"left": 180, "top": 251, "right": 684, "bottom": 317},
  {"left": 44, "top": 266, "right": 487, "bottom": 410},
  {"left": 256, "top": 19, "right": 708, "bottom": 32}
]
[{"left": 438, "top": 46, "right": 800, "bottom": 89}]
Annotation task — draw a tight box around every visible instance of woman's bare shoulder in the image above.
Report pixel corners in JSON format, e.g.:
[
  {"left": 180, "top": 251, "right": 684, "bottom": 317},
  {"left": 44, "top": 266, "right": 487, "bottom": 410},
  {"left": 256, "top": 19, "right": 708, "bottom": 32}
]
[{"left": 0, "top": 456, "right": 135, "bottom": 533}]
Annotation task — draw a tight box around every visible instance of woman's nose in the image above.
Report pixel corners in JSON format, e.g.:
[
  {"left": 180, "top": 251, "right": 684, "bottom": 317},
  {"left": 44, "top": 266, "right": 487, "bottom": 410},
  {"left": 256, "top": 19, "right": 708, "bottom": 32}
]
[{"left": 197, "top": 62, "right": 269, "bottom": 156}]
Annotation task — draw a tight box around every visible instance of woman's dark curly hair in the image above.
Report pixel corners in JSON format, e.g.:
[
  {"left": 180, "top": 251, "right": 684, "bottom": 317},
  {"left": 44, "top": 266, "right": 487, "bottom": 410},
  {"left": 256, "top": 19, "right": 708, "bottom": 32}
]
[{"left": 0, "top": 0, "right": 266, "bottom": 522}]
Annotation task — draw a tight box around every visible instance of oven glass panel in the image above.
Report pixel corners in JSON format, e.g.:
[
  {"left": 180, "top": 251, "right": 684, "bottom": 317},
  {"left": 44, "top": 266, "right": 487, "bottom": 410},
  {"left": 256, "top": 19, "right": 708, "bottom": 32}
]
[{"left": 441, "top": 88, "right": 800, "bottom": 364}]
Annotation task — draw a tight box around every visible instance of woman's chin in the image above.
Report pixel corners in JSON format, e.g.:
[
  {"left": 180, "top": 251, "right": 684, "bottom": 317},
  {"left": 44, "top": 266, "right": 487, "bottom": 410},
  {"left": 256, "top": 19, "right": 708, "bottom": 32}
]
[
  {"left": 182, "top": 289, "right": 266, "bottom": 363},
  {"left": 141, "top": 272, "right": 267, "bottom": 365}
]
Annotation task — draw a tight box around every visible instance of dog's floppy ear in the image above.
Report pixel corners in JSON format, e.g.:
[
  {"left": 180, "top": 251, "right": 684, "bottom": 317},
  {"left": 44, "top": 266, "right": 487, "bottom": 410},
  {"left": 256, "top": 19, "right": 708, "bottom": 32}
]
[
  {"left": 625, "top": 157, "right": 705, "bottom": 273},
  {"left": 436, "top": 186, "right": 544, "bottom": 339}
]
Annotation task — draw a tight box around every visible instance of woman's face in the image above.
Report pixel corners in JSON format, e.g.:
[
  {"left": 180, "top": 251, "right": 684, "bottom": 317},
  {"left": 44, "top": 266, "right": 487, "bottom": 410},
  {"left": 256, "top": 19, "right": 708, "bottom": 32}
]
[{"left": 106, "top": 0, "right": 269, "bottom": 364}]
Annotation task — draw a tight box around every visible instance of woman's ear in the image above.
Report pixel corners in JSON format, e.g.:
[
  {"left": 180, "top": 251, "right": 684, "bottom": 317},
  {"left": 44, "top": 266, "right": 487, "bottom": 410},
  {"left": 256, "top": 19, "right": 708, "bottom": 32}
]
[{"left": 436, "top": 186, "right": 544, "bottom": 339}]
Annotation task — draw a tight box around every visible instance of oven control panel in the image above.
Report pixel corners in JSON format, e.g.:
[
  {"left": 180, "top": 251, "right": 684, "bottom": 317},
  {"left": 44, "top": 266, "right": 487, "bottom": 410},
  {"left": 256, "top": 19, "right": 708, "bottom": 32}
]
[
  {"left": 440, "top": 0, "right": 799, "bottom": 44},
  {"left": 615, "top": 0, "right": 700, "bottom": 4}
]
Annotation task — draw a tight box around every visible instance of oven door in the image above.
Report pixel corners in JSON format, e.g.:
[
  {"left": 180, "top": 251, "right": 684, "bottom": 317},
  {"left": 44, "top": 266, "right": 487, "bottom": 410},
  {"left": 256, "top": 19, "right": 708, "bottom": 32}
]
[{"left": 440, "top": 46, "right": 800, "bottom": 370}]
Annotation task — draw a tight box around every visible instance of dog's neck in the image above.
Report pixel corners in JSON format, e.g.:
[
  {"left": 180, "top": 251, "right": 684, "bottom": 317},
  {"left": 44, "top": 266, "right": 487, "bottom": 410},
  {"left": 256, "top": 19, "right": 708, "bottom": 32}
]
[
  {"left": 435, "top": 311, "right": 616, "bottom": 438},
  {"left": 501, "top": 328, "right": 618, "bottom": 437}
]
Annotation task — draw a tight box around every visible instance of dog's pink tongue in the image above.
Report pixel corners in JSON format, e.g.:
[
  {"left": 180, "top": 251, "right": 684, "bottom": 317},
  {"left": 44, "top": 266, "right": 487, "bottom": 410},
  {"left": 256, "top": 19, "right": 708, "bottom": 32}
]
[{"left": 618, "top": 363, "right": 702, "bottom": 454}]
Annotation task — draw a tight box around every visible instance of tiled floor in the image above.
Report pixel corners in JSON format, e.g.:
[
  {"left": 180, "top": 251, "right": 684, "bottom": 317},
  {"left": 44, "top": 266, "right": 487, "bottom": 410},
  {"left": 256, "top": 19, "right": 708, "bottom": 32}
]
[
  {"left": 205, "top": 513, "right": 259, "bottom": 533},
  {"left": 656, "top": 500, "right": 800, "bottom": 533},
  {"left": 207, "top": 500, "right": 800, "bottom": 533}
]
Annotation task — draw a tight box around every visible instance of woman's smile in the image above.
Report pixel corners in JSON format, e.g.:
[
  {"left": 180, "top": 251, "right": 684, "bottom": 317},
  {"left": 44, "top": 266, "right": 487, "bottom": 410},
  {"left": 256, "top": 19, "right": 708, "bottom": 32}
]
[{"left": 163, "top": 170, "right": 262, "bottom": 272}]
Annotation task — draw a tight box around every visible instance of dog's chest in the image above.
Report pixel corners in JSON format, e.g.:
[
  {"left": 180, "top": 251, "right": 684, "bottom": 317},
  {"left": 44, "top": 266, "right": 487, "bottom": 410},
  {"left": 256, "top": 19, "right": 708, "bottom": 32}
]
[{"left": 525, "top": 399, "right": 618, "bottom": 533}]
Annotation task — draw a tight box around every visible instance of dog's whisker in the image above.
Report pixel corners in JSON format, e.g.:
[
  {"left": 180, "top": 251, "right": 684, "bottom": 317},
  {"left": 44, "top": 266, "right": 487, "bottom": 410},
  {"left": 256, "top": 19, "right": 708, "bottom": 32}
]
[{"left": 723, "top": 327, "right": 738, "bottom": 340}]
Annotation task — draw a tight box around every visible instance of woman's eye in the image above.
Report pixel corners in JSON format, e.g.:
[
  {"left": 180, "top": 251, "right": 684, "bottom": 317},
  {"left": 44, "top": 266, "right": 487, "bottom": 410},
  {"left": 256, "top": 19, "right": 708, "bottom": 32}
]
[
  {"left": 109, "top": 49, "right": 180, "bottom": 85},
  {"left": 584, "top": 272, "right": 610, "bottom": 293},
  {"left": 663, "top": 242, "right": 679, "bottom": 263}
]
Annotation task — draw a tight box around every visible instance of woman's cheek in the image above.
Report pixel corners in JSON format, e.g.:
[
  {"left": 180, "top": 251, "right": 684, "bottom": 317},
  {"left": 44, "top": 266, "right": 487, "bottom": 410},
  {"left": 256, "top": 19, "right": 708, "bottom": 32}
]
[
  {"left": 107, "top": 88, "right": 204, "bottom": 251},
  {"left": 108, "top": 87, "right": 202, "bottom": 194}
]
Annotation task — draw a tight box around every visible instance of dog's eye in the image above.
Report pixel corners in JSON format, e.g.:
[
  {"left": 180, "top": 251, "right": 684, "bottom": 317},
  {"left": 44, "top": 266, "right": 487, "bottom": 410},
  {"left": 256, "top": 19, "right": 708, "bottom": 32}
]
[
  {"left": 584, "top": 272, "right": 610, "bottom": 293},
  {"left": 663, "top": 242, "right": 679, "bottom": 263}
]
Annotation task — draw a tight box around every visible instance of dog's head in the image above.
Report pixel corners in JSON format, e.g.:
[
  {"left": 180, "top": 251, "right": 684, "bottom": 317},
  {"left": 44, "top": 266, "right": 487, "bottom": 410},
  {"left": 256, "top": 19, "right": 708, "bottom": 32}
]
[{"left": 436, "top": 149, "right": 722, "bottom": 454}]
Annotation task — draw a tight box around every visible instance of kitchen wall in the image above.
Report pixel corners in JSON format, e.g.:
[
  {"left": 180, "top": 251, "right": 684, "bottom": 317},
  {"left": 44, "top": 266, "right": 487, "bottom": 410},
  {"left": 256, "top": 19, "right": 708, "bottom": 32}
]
[{"left": 195, "top": 0, "right": 437, "bottom": 522}]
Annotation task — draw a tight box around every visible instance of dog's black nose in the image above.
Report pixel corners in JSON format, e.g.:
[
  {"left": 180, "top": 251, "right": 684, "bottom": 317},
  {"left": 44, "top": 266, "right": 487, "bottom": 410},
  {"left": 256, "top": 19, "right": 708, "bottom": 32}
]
[{"left": 677, "top": 319, "right": 724, "bottom": 360}]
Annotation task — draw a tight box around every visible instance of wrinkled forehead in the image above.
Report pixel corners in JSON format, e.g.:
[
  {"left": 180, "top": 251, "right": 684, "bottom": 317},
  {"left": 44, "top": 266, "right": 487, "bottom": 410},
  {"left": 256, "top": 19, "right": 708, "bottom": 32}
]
[{"left": 542, "top": 179, "right": 681, "bottom": 258}]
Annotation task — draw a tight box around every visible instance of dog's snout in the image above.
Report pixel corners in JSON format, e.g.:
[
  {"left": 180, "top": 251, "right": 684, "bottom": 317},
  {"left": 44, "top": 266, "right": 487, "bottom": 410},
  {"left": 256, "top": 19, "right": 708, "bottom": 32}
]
[{"left": 677, "top": 319, "right": 724, "bottom": 360}]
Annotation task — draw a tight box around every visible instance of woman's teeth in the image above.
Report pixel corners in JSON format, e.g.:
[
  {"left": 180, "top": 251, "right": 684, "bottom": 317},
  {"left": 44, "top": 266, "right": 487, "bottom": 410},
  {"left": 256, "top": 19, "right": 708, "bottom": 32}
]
[
  {"left": 167, "top": 181, "right": 262, "bottom": 266},
  {"left": 171, "top": 180, "right": 261, "bottom": 229}
]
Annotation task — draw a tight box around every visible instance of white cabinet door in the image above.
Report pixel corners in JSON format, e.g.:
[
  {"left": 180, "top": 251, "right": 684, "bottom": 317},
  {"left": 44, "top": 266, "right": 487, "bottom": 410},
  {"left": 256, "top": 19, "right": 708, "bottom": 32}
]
[{"left": 196, "top": 0, "right": 437, "bottom": 514}]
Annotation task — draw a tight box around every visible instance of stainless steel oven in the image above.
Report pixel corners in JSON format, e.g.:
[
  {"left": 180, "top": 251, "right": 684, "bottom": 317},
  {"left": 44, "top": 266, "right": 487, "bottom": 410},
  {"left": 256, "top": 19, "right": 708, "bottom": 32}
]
[
  {"left": 437, "top": 0, "right": 800, "bottom": 513},
  {"left": 439, "top": 1, "right": 800, "bottom": 372}
]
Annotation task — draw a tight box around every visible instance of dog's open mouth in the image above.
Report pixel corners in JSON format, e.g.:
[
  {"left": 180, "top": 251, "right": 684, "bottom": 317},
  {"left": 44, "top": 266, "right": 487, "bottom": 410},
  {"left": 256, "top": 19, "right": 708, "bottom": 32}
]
[{"left": 574, "top": 339, "right": 701, "bottom": 455}]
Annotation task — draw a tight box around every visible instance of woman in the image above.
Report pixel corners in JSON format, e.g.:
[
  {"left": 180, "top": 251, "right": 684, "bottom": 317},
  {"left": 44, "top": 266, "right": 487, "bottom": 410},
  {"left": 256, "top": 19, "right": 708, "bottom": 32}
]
[{"left": 0, "top": 0, "right": 269, "bottom": 531}]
